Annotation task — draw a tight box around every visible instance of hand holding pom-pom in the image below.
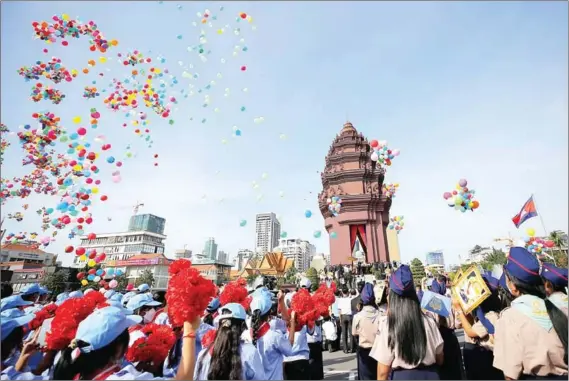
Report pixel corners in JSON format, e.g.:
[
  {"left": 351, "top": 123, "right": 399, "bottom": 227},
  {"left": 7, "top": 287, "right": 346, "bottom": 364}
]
[{"left": 126, "top": 323, "right": 176, "bottom": 366}]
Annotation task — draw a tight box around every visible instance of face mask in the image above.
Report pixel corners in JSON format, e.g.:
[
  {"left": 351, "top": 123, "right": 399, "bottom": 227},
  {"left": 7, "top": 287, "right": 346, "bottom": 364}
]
[{"left": 143, "top": 308, "right": 156, "bottom": 323}]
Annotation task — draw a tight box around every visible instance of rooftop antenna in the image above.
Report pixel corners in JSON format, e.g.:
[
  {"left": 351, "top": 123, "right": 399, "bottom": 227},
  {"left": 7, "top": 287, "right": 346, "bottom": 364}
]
[{"left": 133, "top": 201, "right": 144, "bottom": 215}]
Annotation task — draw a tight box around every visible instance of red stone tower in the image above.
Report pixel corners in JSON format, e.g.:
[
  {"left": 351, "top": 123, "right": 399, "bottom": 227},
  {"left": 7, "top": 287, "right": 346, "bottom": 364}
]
[{"left": 318, "top": 122, "right": 392, "bottom": 265}]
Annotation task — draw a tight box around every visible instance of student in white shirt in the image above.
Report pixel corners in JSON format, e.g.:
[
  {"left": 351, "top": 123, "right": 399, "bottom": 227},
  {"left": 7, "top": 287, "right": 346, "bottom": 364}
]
[
  {"left": 338, "top": 289, "right": 355, "bottom": 354},
  {"left": 322, "top": 315, "right": 338, "bottom": 352}
]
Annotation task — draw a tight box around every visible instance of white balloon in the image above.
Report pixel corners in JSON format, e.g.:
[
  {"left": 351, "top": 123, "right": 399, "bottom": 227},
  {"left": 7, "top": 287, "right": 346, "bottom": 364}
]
[{"left": 371, "top": 152, "right": 379, "bottom": 161}]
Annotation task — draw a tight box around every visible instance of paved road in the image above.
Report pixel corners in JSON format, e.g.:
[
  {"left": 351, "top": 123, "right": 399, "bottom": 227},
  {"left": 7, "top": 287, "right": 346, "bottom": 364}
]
[{"left": 322, "top": 330, "right": 465, "bottom": 380}]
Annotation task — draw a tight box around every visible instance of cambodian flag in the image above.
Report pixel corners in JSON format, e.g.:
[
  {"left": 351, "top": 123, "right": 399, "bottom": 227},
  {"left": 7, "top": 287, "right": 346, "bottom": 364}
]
[{"left": 512, "top": 196, "right": 538, "bottom": 228}]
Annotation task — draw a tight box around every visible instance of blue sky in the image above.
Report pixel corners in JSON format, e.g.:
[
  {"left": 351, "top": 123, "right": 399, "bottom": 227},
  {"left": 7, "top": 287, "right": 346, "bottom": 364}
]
[{"left": 1, "top": 1, "right": 567, "bottom": 267}]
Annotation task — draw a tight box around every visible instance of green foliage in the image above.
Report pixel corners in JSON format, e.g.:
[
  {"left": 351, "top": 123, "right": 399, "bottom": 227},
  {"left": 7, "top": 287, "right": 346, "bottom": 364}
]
[
  {"left": 479, "top": 248, "right": 507, "bottom": 271},
  {"left": 284, "top": 267, "right": 298, "bottom": 283},
  {"left": 113, "top": 274, "right": 129, "bottom": 292},
  {"left": 135, "top": 269, "right": 155, "bottom": 288},
  {"left": 306, "top": 267, "right": 319, "bottom": 292},
  {"left": 40, "top": 269, "right": 70, "bottom": 296},
  {"left": 246, "top": 273, "right": 257, "bottom": 285},
  {"left": 548, "top": 231, "right": 568, "bottom": 268},
  {"left": 410, "top": 258, "right": 426, "bottom": 283}
]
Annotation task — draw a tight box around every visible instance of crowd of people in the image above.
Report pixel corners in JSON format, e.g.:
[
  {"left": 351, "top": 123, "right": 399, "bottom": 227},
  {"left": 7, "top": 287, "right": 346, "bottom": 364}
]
[{"left": 0, "top": 247, "right": 567, "bottom": 380}]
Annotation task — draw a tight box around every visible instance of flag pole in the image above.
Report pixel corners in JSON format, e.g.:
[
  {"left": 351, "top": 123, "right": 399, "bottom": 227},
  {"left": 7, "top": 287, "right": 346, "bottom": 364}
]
[{"left": 531, "top": 193, "right": 549, "bottom": 237}]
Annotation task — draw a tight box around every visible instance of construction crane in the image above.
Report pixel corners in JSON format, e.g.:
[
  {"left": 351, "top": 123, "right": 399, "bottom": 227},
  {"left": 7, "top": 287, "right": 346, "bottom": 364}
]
[
  {"left": 494, "top": 237, "right": 515, "bottom": 247},
  {"left": 133, "top": 201, "right": 144, "bottom": 215}
]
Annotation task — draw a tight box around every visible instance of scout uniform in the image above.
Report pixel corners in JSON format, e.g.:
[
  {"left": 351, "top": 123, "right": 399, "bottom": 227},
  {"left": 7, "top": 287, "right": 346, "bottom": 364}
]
[
  {"left": 369, "top": 265, "right": 444, "bottom": 380},
  {"left": 352, "top": 283, "right": 380, "bottom": 380},
  {"left": 541, "top": 262, "right": 568, "bottom": 315},
  {"left": 493, "top": 247, "right": 568, "bottom": 380}
]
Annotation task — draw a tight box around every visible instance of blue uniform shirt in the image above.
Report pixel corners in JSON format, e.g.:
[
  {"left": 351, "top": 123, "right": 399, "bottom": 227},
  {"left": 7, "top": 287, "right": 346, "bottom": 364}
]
[
  {"left": 283, "top": 326, "right": 310, "bottom": 362},
  {"left": 194, "top": 342, "right": 266, "bottom": 380}
]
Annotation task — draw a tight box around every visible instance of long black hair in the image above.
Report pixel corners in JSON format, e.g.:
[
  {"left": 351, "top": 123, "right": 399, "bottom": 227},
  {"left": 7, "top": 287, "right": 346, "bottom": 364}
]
[
  {"left": 506, "top": 271, "right": 568, "bottom": 365},
  {"left": 250, "top": 309, "right": 270, "bottom": 346},
  {"left": 203, "top": 312, "right": 215, "bottom": 326},
  {"left": 1, "top": 326, "right": 24, "bottom": 363},
  {"left": 387, "top": 289, "right": 428, "bottom": 366},
  {"left": 53, "top": 329, "right": 129, "bottom": 380},
  {"left": 198, "top": 315, "right": 246, "bottom": 380}
]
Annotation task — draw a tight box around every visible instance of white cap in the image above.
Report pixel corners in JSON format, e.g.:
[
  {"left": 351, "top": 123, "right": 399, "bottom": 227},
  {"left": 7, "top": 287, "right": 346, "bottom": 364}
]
[{"left": 300, "top": 277, "right": 311, "bottom": 289}]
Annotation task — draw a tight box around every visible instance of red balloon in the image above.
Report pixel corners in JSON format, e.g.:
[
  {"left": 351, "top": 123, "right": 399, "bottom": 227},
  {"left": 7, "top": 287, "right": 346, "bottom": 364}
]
[
  {"left": 370, "top": 140, "right": 379, "bottom": 148},
  {"left": 77, "top": 272, "right": 85, "bottom": 280},
  {"left": 126, "top": 284, "right": 134, "bottom": 291},
  {"left": 75, "top": 247, "right": 86, "bottom": 256},
  {"left": 88, "top": 252, "right": 97, "bottom": 259},
  {"left": 65, "top": 246, "right": 74, "bottom": 253},
  {"left": 98, "top": 253, "right": 106, "bottom": 261},
  {"left": 100, "top": 195, "right": 108, "bottom": 201},
  {"left": 87, "top": 232, "right": 96, "bottom": 240},
  {"left": 88, "top": 269, "right": 96, "bottom": 275},
  {"left": 86, "top": 218, "right": 93, "bottom": 224}
]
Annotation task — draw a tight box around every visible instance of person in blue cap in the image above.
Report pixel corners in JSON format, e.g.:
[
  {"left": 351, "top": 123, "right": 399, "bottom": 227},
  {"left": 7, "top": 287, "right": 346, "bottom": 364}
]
[
  {"left": 282, "top": 292, "right": 311, "bottom": 380},
  {"left": 352, "top": 283, "right": 379, "bottom": 380},
  {"left": 203, "top": 297, "right": 221, "bottom": 326},
  {"left": 541, "top": 262, "right": 568, "bottom": 314},
  {"left": 1, "top": 295, "right": 33, "bottom": 313},
  {"left": 249, "top": 289, "right": 297, "bottom": 380},
  {"left": 137, "top": 283, "right": 151, "bottom": 294},
  {"left": 369, "top": 265, "right": 444, "bottom": 380},
  {"left": 493, "top": 247, "right": 568, "bottom": 380},
  {"left": 1, "top": 310, "right": 35, "bottom": 371},
  {"left": 18, "top": 284, "right": 42, "bottom": 304},
  {"left": 3, "top": 306, "right": 201, "bottom": 380},
  {"left": 195, "top": 303, "right": 265, "bottom": 380},
  {"left": 454, "top": 274, "right": 504, "bottom": 380},
  {"left": 126, "top": 293, "right": 162, "bottom": 326}
]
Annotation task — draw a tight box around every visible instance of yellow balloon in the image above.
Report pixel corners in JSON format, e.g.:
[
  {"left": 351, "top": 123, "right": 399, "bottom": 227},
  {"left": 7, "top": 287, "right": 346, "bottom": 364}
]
[
  {"left": 80, "top": 254, "right": 87, "bottom": 261},
  {"left": 72, "top": 116, "right": 81, "bottom": 124},
  {"left": 71, "top": 69, "right": 78, "bottom": 76},
  {"left": 99, "top": 57, "right": 107, "bottom": 63},
  {"left": 91, "top": 187, "right": 99, "bottom": 194},
  {"left": 76, "top": 145, "right": 84, "bottom": 151},
  {"left": 62, "top": 13, "right": 70, "bottom": 21},
  {"left": 526, "top": 228, "right": 536, "bottom": 237},
  {"left": 88, "top": 259, "right": 96, "bottom": 267},
  {"left": 73, "top": 164, "right": 82, "bottom": 171},
  {"left": 456, "top": 184, "right": 462, "bottom": 190},
  {"left": 81, "top": 279, "right": 88, "bottom": 286}
]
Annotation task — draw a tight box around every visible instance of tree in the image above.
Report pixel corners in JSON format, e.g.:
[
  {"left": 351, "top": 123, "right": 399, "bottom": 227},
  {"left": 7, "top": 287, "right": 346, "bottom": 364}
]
[
  {"left": 41, "top": 269, "right": 70, "bottom": 296},
  {"left": 114, "top": 274, "right": 129, "bottom": 292},
  {"left": 284, "top": 267, "right": 298, "bottom": 284},
  {"left": 135, "top": 269, "right": 155, "bottom": 288},
  {"left": 306, "top": 267, "right": 320, "bottom": 292},
  {"left": 480, "top": 248, "right": 507, "bottom": 271},
  {"left": 548, "top": 231, "right": 569, "bottom": 268},
  {"left": 410, "top": 258, "right": 426, "bottom": 283},
  {"left": 246, "top": 273, "right": 257, "bottom": 285}
]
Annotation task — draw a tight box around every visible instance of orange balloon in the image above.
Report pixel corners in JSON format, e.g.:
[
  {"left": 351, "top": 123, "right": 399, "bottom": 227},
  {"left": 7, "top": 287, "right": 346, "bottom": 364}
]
[
  {"left": 82, "top": 68, "right": 89, "bottom": 74},
  {"left": 472, "top": 200, "right": 480, "bottom": 209}
]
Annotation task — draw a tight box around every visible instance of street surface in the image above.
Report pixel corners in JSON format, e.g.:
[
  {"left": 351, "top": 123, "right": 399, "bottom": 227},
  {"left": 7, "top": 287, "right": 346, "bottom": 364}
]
[{"left": 323, "top": 330, "right": 465, "bottom": 380}]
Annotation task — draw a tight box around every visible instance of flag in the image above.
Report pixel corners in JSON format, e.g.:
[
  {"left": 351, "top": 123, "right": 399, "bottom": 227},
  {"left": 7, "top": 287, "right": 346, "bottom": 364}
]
[{"left": 512, "top": 196, "right": 538, "bottom": 228}]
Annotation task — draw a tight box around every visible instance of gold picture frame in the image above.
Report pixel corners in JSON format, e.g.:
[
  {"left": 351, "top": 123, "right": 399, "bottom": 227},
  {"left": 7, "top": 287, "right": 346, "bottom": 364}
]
[
  {"left": 451, "top": 265, "right": 491, "bottom": 314},
  {"left": 452, "top": 268, "right": 464, "bottom": 286}
]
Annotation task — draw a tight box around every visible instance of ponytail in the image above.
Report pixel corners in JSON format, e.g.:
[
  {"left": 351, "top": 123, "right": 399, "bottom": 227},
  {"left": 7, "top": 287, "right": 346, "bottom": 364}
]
[
  {"left": 250, "top": 309, "right": 262, "bottom": 346},
  {"left": 206, "top": 318, "right": 246, "bottom": 380},
  {"left": 53, "top": 329, "right": 129, "bottom": 380},
  {"left": 507, "top": 272, "right": 568, "bottom": 365}
]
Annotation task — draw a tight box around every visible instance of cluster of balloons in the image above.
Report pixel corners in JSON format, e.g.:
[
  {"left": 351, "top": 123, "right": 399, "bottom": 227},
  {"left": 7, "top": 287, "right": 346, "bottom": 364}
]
[
  {"left": 369, "top": 140, "right": 400, "bottom": 169},
  {"left": 76, "top": 265, "right": 124, "bottom": 287},
  {"left": 1, "top": 123, "right": 10, "bottom": 165},
  {"left": 327, "top": 196, "right": 342, "bottom": 217},
  {"left": 388, "top": 215, "right": 405, "bottom": 234},
  {"left": 30, "top": 83, "right": 66, "bottom": 104},
  {"left": 382, "top": 183, "right": 399, "bottom": 198},
  {"left": 83, "top": 86, "right": 99, "bottom": 99},
  {"left": 18, "top": 57, "right": 75, "bottom": 84},
  {"left": 443, "top": 179, "right": 480, "bottom": 213},
  {"left": 523, "top": 228, "right": 555, "bottom": 259}
]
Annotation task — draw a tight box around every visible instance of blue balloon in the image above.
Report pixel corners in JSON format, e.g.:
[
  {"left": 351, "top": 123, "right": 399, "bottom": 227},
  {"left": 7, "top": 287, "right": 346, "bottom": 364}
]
[
  {"left": 96, "top": 269, "right": 103, "bottom": 276},
  {"left": 46, "top": 208, "right": 54, "bottom": 214},
  {"left": 107, "top": 268, "right": 115, "bottom": 276},
  {"left": 69, "top": 133, "right": 78, "bottom": 140},
  {"left": 107, "top": 156, "right": 115, "bottom": 164},
  {"left": 304, "top": 210, "right": 312, "bottom": 218},
  {"left": 87, "top": 274, "right": 95, "bottom": 281},
  {"left": 116, "top": 269, "right": 123, "bottom": 276}
]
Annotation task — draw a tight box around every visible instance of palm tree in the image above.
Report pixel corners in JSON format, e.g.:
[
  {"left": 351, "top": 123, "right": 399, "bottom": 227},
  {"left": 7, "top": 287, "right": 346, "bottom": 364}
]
[{"left": 548, "top": 231, "right": 568, "bottom": 267}]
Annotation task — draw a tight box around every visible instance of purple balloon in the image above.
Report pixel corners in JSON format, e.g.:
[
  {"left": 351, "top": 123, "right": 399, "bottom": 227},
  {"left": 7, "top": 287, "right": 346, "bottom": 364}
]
[
  {"left": 443, "top": 192, "right": 452, "bottom": 199},
  {"left": 458, "top": 178, "right": 468, "bottom": 187}
]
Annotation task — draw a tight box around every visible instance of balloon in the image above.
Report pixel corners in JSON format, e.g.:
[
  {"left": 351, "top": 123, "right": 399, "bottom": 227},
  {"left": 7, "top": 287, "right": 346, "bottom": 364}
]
[
  {"left": 76, "top": 272, "right": 85, "bottom": 280},
  {"left": 239, "top": 219, "right": 247, "bottom": 227},
  {"left": 107, "top": 268, "right": 115, "bottom": 276},
  {"left": 116, "top": 269, "right": 123, "bottom": 276},
  {"left": 443, "top": 192, "right": 452, "bottom": 200},
  {"left": 96, "top": 269, "right": 103, "bottom": 276},
  {"left": 313, "top": 230, "right": 322, "bottom": 238},
  {"left": 304, "top": 210, "right": 312, "bottom": 218},
  {"left": 87, "top": 259, "right": 96, "bottom": 267},
  {"left": 526, "top": 228, "right": 535, "bottom": 237},
  {"left": 370, "top": 140, "right": 378, "bottom": 148},
  {"left": 330, "top": 232, "right": 338, "bottom": 239},
  {"left": 280, "top": 231, "right": 288, "bottom": 238},
  {"left": 109, "top": 279, "right": 118, "bottom": 289},
  {"left": 126, "top": 284, "right": 134, "bottom": 291},
  {"left": 458, "top": 179, "right": 468, "bottom": 187},
  {"left": 370, "top": 152, "right": 378, "bottom": 162},
  {"left": 81, "top": 279, "right": 88, "bottom": 286}
]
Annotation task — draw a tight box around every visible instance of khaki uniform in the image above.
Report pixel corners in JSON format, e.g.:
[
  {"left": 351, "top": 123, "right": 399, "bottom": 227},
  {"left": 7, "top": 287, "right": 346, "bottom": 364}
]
[
  {"left": 493, "top": 307, "right": 568, "bottom": 379},
  {"left": 463, "top": 311, "right": 499, "bottom": 351},
  {"left": 352, "top": 306, "right": 380, "bottom": 349}
]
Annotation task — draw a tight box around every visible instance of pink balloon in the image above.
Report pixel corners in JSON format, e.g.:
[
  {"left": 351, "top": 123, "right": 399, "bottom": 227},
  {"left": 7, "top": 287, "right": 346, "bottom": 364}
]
[{"left": 109, "top": 279, "right": 118, "bottom": 289}]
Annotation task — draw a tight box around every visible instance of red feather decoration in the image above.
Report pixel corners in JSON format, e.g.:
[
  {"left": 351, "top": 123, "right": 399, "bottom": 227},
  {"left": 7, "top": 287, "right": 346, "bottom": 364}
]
[
  {"left": 126, "top": 323, "right": 176, "bottom": 365},
  {"left": 165, "top": 260, "right": 217, "bottom": 328},
  {"left": 219, "top": 280, "right": 250, "bottom": 310}
]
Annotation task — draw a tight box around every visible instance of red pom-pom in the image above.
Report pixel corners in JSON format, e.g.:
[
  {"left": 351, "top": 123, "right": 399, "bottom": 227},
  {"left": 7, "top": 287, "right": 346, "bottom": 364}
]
[
  {"left": 166, "top": 260, "right": 217, "bottom": 328},
  {"left": 126, "top": 323, "right": 176, "bottom": 365},
  {"left": 29, "top": 304, "right": 58, "bottom": 331},
  {"left": 219, "top": 280, "right": 249, "bottom": 310},
  {"left": 201, "top": 329, "right": 217, "bottom": 349}
]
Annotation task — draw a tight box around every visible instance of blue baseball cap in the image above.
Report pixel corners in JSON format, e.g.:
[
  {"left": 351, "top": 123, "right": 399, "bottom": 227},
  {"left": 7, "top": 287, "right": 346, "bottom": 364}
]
[
  {"left": 1, "top": 308, "right": 26, "bottom": 319},
  {"left": 250, "top": 290, "right": 272, "bottom": 315},
  {"left": 104, "top": 290, "right": 116, "bottom": 299},
  {"left": 137, "top": 283, "right": 150, "bottom": 292},
  {"left": 109, "top": 293, "right": 123, "bottom": 303},
  {"left": 1, "top": 314, "right": 34, "bottom": 340},
  {"left": 1, "top": 295, "right": 33, "bottom": 312},
  {"left": 126, "top": 293, "right": 161, "bottom": 312},
  {"left": 38, "top": 286, "right": 50, "bottom": 295},
  {"left": 69, "top": 290, "right": 84, "bottom": 299},
  {"left": 541, "top": 263, "right": 568, "bottom": 288},
  {"left": 106, "top": 300, "right": 135, "bottom": 315},
  {"left": 20, "top": 283, "right": 41, "bottom": 296},
  {"left": 122, "top": 291, "right": 137, "bottom": 306},
  {"left": 505, "top": 247, "right": 541, "bottom": 285},
  {"left": 207, "top": 297, "right": 220, "bottom": 313},
  {"left": 214, "top": 303, "right": 247, "bottom": 326},
  {"left": 389, "top": 265, "right": 415, "bottom": 296},
  {"left": 74, "top": 307, "right": 142, "bottom": 353},
  {"left": 360, "top": 283, "right": 375, "bottom": 304}
]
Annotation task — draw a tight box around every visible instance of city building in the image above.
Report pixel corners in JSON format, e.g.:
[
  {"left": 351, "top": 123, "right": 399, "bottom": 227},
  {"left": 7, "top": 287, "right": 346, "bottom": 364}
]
[
  {"left": 317, "top": 122, "right": 393, "bottom": 265},
  {"left": 174, "top": 249, "right": 192, "bottom": 259},
  {"left": 275, "top": 238, "right": 316, "bottom": 271},
  {"left": 425, "top": 264, "right": 446, "bottom": 276},
  {"left": 231, "top": 251, "right": 294, "bottom": 280},
  {"left": 386, "top": 229, "right": 401, "bottom": 262},
  {"left": 217, "top": 250, "right": 228, "bottom": 264},
  {"left": 193, "top": 261, "right": 232, "bottom": 286},
  {"left": 235, "top": 249, "right": 254, "bottom": 271},
  {"left": 255, "top": 213, "right": 281, "bottom": 254},
  {"left": 426, "top": 250, "right": 445, "bottom": 267},
  {"left": 7, "top": 264, "right": 79, "bottom": 293},
  {"left": 0, "top": 243, "right": 57, "bottom": 266},
  {"left": 203, "top": 238, "right": 218, "bottom": 261},
  {"left": 128, "top": 214, "right": 166, "bottom": 235},
  {"left": 104, "top": 253, "right": 172, "bottom": 290},
  {"left": 73, "top": 230, "right": 166, "bottom": 268},
  {"left": 465, "top": 247, "right": 493, "bottom": 264}
]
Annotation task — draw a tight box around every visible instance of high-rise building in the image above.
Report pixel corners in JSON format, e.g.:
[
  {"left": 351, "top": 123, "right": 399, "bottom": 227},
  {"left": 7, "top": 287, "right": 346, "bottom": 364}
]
[
  {"left": 236, "top": 249, "right": 253, "bottom": 271},
  {"left": 255, "top": 213, "right": 281, "bottom": 254},
  {"left": 203, "top": 238, "right": 218, "bottom": 260},
  {"left": 174, "top": 249, "right": 192, "bottom": 259},
  {"left": 128, "top": 214, "right": 166, "bottom": 235},
  {"left": 275, "top": 238, "right": 316, "bottom": 271},
  {"left": 426, "top": 250, "right": 445, "bottom": 266},
  {"left": 218, "top": 250, "right": 228, "bottom": 264}
]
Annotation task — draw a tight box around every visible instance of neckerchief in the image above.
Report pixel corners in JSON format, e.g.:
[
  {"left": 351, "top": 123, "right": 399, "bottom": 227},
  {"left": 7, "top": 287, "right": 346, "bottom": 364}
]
[
  {"left": 548, "top": 292, "right": 568, "bottom": 312},
  {"left": 511, "top": 294, "right": 553, "bottom": 331}
]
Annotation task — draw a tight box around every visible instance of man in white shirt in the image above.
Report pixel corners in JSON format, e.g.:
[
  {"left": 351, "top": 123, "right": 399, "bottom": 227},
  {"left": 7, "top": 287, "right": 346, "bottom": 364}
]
[{"left": 337, "top": 289, "right": 355, "bottom": 354}]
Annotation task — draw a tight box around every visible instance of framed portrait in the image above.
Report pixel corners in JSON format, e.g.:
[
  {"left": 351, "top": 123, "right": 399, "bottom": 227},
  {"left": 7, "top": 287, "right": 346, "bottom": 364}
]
[
  {"left": 452, "top": 265, "right": 491, "bottom": 314},
  {"left": 452, "top": 269, "right": 464, "bottom": 286}
]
